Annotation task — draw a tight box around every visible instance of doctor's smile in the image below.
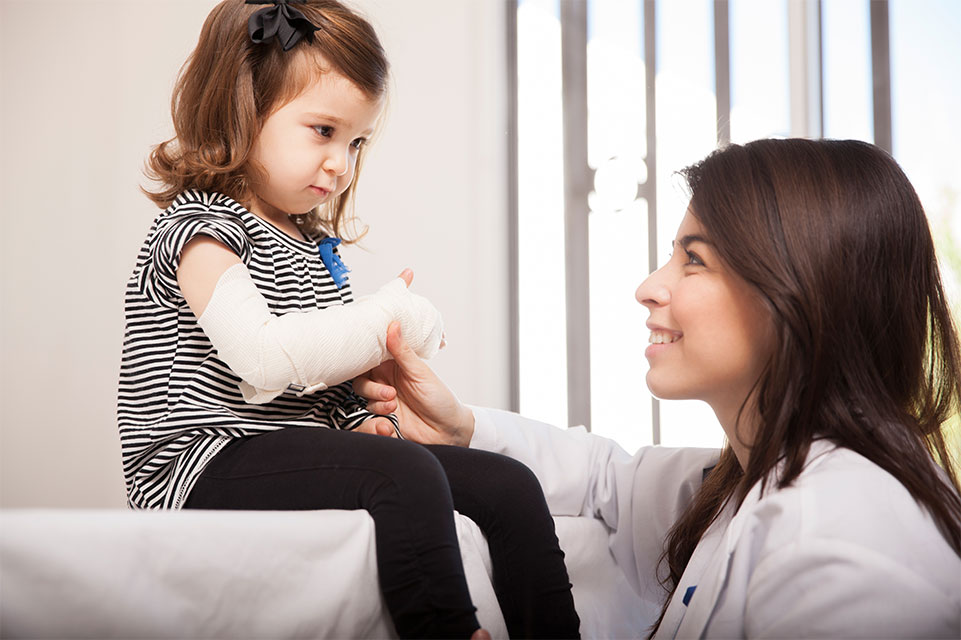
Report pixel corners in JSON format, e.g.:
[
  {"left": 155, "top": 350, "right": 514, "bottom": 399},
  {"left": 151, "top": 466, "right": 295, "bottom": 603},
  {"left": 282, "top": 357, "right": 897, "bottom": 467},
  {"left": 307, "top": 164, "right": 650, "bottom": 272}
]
[
  {"left": 645, "top": 326, "right": 682, "bottom": 359},
  {"left": 646, "top": 327, "right": 682, "bottom": 345}
]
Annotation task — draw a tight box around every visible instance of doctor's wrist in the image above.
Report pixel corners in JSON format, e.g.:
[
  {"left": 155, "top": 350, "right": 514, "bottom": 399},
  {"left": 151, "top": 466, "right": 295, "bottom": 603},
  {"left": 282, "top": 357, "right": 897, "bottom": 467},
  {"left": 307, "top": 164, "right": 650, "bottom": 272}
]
[{"left": 451, "top": 404, "right": 475, "bottom": 447}]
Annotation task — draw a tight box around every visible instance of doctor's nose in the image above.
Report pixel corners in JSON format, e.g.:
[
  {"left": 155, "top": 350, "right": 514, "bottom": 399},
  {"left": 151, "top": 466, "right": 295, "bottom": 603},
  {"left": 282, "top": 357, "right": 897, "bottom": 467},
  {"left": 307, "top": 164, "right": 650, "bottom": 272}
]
[{"left": 636, "top": 266, "right": 671, "bottom": 308}]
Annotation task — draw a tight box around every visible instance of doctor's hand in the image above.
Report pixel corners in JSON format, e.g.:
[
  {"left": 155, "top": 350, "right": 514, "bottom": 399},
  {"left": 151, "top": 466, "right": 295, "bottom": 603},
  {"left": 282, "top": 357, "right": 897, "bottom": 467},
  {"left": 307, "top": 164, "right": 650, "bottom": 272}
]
[
  {"left": 353, "top": 417, "right": 398, "bottom": 438},
  {"left": 354, "top": 322, "right": 474, "bottom": 446}
]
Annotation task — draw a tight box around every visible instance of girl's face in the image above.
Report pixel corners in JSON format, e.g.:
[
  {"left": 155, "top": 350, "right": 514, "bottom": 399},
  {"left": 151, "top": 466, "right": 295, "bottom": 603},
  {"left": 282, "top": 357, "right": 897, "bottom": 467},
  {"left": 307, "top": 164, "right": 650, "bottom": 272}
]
[
  {"left": 247, "top": 69, "right": 383, "bottom": 223},
  {"left": 636, "top": 208, "right": 775, "bottom": 425}
]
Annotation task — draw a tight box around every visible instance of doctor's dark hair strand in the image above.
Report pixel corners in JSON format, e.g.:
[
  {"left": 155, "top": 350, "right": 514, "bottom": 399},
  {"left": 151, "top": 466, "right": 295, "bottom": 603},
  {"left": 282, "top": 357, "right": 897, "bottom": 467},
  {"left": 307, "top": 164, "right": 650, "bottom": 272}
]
[
  {"left": 648, "top": 138, "right": 961, "bottom": 637},
  {"left": 142, "top": 0, "right": 388, "bottom": 242}
]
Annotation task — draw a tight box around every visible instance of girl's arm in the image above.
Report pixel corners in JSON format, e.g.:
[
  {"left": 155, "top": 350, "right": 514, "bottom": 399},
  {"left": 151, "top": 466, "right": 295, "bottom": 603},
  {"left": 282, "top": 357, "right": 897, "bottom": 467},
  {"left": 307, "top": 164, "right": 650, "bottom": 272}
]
[
  {"left": 178, "top": 236, "right": 244, "bottom": 316},
  {"left": 178, "top": 236, "right": 443, "bottom": 404}
]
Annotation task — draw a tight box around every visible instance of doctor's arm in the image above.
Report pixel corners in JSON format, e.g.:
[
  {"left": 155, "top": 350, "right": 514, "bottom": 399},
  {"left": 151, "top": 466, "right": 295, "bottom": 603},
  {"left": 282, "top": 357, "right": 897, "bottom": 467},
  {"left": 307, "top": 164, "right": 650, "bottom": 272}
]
[{"left": 355, "top": 324, "right": 717, "bottom": 524}]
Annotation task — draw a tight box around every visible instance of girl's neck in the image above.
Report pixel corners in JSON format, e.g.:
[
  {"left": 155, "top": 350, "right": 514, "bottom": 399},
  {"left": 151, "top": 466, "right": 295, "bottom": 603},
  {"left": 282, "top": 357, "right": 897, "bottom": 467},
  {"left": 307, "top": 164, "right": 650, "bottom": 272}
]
[{"left": 249, "top": 197, "right": 308, "bottom": 241}]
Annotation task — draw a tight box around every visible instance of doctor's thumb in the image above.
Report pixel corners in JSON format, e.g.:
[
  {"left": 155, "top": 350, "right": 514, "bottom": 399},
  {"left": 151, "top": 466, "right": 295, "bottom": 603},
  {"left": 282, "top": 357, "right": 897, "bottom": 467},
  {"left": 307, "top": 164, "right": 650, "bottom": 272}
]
[{"left": 386, "top": 322, "right": 419, "bottom": 370}]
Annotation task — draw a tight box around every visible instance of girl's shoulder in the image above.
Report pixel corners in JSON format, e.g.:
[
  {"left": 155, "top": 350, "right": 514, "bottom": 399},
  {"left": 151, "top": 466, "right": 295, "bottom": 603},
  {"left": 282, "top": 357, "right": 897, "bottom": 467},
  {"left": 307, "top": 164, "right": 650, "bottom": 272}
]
[
  {"left": 149, "top": 189, "right": 259, "bottom": 247},
  {"left": 161, "top": 190, "right": 323, "bottom": 255},
  {"left": 161, "top": 190, "right": 251, "bottom": 222},
  {"left": 134, "top": 191, "right": 257, "bottom": 307}
]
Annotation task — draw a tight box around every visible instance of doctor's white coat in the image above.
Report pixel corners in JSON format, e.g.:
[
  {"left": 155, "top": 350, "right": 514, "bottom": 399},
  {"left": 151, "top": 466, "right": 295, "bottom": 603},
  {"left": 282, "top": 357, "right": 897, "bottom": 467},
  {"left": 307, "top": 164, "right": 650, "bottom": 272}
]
[{"left": 469, "top": 407, "right": 961, "bottom": 639}]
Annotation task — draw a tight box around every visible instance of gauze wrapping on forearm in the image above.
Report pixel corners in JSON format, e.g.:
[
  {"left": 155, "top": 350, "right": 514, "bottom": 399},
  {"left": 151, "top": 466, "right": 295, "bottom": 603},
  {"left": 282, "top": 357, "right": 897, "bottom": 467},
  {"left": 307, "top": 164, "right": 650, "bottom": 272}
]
[{"left": 198, "top": 263, "right": 443, "bottom": 404}]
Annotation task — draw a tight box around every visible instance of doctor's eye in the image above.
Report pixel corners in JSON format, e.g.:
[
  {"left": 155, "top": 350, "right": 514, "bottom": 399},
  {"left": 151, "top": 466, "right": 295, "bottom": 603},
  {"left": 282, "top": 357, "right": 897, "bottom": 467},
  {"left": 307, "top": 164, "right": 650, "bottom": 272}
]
[{"left": 684, "top": 250, "right": 705, "bottom": 267}]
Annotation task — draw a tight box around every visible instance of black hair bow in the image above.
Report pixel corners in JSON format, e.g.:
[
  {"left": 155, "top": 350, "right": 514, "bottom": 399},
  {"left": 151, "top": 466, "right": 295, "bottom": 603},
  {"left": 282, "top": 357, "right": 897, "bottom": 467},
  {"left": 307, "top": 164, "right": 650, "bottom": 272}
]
[{"left": 245, "top": 0, "right": 319, "bottom": 52}]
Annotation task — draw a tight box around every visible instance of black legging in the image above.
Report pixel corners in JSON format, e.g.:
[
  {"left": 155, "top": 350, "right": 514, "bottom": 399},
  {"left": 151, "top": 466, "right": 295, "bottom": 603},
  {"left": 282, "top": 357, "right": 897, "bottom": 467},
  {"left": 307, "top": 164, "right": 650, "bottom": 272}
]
[{"left": 183, "top": 427, "right": 580, "bottom": 639}]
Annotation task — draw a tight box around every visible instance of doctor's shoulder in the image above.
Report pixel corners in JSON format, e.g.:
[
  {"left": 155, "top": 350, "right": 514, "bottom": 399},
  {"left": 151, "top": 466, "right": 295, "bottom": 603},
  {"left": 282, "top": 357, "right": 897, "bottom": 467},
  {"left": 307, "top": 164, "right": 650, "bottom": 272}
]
[{"left": 731, "top": 442, "right": 961, "bottom": 638}]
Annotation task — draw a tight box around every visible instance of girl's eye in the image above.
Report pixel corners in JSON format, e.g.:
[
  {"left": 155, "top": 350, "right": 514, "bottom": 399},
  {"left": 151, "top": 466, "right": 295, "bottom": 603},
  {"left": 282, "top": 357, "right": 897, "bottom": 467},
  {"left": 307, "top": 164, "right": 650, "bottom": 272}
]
[
  {"left": 313, "top": 125, "right": 334, "bottom": 138},
  {"left": 350, "top": 137, "right": 367, "bottom": 150}
]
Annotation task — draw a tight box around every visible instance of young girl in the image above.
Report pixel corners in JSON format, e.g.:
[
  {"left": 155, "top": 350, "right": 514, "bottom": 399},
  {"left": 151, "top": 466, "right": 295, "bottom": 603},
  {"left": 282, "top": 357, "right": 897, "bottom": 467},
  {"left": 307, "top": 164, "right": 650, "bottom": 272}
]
[
  {"left": 355, "top": 138, "right": 961, "bottom": 638},
  {"left": 118, "top": 1, "right": 579, "bottom": 638}
]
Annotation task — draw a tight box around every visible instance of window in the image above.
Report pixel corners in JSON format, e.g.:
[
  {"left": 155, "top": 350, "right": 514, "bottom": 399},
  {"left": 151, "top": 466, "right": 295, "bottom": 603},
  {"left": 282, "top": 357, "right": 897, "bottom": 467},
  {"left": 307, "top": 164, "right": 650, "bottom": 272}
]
[
  {"left": 889, "top": 0, "right": 961, "bottom": 462},
  {"left": 513, "top": 0, "right": 961, "bottom": 453}
]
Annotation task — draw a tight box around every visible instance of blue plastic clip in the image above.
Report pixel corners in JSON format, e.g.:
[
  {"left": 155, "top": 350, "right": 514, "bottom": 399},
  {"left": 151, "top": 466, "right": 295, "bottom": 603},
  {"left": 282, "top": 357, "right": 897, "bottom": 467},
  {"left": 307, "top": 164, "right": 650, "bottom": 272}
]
[{"left": 318, "top": 237, "right": 350, "bottom": 288}]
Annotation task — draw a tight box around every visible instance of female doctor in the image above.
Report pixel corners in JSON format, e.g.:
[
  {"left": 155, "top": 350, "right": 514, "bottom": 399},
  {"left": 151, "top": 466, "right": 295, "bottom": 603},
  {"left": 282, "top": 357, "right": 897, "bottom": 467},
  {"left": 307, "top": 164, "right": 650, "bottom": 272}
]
[{"left": 356, "top": 138, "right": 961, "bottom": 638}]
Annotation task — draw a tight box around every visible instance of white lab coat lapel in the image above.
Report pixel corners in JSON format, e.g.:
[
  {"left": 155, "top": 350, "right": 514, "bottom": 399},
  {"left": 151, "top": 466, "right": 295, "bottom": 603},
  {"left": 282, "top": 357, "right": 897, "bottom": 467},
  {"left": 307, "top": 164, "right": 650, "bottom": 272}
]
[
  {"left": 656, "top": 481, "right": 765, "bottom": 639},
  {"left": 676, "top": 483, "right": 763, "bottom": 638},
  {"left": 653, "top": 519, "right": 726, "bottom": 638}
]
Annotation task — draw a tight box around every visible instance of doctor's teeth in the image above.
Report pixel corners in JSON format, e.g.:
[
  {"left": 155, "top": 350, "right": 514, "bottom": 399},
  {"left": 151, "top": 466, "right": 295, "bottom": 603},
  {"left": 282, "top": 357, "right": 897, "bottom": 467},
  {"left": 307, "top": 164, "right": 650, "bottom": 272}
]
[{"left": 649, "top": 330, "right": 680, "bottom": 344}]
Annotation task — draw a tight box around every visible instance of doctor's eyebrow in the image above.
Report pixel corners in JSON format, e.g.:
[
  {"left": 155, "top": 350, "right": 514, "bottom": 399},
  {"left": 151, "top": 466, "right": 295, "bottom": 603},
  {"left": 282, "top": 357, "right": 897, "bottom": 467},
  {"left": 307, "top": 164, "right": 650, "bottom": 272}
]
[{"left": 675, "top": 234, "right": 713, "bottom": 249}]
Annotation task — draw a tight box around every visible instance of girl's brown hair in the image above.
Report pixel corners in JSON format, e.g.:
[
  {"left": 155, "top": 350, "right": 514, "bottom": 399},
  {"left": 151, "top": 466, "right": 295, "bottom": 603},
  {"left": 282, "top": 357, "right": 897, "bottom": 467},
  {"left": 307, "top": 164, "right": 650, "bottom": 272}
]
[
  {"left": 143, "top": 0, "right": 389, "bottom": 241},
  {"left": 649, "top": 138, "right": 961, "bottom": 636}
]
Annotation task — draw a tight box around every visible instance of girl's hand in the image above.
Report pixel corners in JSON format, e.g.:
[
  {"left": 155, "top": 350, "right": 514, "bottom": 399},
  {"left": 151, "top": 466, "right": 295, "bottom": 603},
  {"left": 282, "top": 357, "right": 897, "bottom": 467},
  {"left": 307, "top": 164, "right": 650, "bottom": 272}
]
[{"left": 354, "top": 323, "right": 474, "bottom": 446}]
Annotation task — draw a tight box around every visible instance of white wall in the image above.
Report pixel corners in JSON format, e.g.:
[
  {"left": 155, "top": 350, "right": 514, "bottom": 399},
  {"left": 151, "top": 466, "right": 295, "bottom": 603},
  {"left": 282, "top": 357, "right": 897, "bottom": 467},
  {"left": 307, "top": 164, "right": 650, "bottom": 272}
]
[{"left": 0, "top": 0, "right": 510, "bottom": 508}]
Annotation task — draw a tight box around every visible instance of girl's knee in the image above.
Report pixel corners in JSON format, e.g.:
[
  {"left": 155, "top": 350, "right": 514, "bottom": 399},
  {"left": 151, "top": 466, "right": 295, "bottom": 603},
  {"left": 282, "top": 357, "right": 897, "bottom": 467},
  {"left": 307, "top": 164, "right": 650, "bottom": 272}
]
[
  {"left": 380, "top": 439, "right": 450, "bottom": 488},
  {"left": 488, "top": 454, "right": 541, "bottom": 494},
  {"left": 469, "top": 453, "right": 549, "bottom": 516}
]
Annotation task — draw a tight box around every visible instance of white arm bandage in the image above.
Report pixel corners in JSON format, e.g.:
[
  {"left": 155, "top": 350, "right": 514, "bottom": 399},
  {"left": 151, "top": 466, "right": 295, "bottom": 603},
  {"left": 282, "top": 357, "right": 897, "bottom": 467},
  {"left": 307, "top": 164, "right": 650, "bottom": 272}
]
[{"left": 198, "top": 263, "right": 444, "bottom": 404}]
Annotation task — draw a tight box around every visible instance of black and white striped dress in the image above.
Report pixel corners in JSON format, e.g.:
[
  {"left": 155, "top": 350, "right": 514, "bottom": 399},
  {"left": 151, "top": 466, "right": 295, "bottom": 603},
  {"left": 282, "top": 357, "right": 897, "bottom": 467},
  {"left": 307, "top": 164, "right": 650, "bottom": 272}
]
[{"left": 118, "top": 190, "right": 374, "bottom": 509}]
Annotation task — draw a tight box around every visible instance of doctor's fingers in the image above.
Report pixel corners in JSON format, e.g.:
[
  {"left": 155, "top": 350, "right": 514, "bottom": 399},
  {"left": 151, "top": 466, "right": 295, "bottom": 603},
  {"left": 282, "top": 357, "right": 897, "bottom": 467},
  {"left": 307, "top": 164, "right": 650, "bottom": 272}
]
[
  {"left": 353, "top": 417, "right": 397, "bottom": 437},
  {"left": 353, "top": 376, "right": 398, "bottom": 414}
]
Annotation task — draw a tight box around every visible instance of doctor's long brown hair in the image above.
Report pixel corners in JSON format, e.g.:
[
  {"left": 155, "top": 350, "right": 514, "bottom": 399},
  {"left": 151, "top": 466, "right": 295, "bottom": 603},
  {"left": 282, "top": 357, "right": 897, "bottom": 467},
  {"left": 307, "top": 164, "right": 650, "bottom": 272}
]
[{"left": 649, "top": 138, "right": 961, "bottom": 636}]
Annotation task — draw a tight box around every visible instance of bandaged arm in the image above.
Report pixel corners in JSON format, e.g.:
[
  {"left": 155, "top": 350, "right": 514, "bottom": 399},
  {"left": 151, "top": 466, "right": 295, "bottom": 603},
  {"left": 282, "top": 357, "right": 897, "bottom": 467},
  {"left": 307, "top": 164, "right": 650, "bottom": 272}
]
[{"left": 198, "top": 263, "right": 444, "bottom": 404}]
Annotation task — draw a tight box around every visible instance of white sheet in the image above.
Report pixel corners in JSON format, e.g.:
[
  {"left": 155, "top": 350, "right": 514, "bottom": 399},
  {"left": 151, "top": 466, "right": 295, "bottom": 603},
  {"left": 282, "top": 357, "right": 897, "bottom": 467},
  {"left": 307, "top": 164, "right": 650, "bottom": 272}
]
[{"left": 0, "top": 509, "right": 646, "bottom": 638}]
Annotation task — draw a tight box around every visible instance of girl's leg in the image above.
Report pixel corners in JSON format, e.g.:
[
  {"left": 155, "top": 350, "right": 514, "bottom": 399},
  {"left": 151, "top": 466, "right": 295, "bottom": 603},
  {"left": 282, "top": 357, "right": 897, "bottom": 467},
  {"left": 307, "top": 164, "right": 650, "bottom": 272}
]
[
  {"left": 184, "top": 427, "right": 480, "bottom": 639},
  {"left": 426, "top": 445, "right": 581, "bottom": 639}
]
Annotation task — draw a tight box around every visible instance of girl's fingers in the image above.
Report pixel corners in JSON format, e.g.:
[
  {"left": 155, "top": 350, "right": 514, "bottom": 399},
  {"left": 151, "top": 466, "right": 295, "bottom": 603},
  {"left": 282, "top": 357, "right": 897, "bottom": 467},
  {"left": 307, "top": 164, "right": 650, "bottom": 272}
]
[{"left": 398, "top": 268, "right": 413, "bottom": 287}]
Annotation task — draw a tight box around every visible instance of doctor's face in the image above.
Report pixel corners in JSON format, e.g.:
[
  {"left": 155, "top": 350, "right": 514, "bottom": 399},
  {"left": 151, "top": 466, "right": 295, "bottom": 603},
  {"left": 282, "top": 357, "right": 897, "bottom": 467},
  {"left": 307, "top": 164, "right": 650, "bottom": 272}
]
[{"left": 635, "top": 209, "right": 774, "bottom": 418}]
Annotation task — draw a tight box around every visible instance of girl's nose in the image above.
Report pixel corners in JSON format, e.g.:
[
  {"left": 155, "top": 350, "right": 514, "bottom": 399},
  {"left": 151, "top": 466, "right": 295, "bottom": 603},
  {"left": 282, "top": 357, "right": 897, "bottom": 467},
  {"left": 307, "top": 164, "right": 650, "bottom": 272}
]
[
  {"left": 635, "top": 266, "right": 671, "bottom": 308},
  {"left": 323, "top": 147, "right": 350, "bottom": 177}
]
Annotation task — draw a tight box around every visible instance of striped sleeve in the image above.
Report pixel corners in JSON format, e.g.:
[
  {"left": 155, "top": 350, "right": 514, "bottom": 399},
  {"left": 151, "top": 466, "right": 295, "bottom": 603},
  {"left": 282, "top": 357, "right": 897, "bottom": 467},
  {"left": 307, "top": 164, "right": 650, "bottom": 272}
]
[
  {"left": 325, "top": 385, "right": 377, "bottom": 431},
  {"left": 137, "top": 209, "right": 252, "bottom": 308}
]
